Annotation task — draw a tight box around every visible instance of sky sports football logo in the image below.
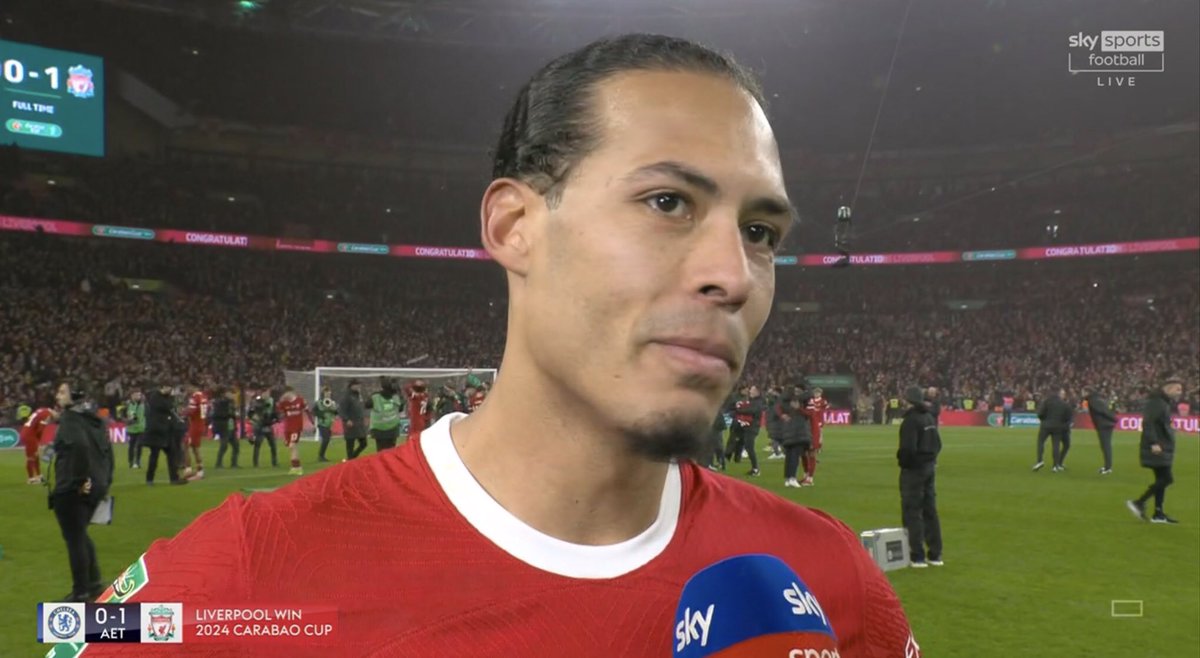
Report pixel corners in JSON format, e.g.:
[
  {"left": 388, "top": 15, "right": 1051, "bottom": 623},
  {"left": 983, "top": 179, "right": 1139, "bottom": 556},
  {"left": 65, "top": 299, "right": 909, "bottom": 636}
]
[{"left": 1068, "top": 31, "right": 1163, "bottom": 87}]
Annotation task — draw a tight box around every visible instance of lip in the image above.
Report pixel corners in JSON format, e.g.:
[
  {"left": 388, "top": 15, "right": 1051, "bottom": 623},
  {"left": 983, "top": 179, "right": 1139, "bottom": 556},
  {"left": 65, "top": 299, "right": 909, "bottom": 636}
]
[{"left": 652, "top": 337, "right": 738, "bottom": 377}]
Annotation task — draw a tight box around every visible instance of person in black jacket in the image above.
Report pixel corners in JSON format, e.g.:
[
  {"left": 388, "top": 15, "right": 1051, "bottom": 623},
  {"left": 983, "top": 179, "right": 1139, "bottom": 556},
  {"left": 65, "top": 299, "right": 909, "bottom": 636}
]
[
  {"left": 924, "top": 387, "right": 941, "bottom": 424},
  {"left": 1126, "top": 376, "right": 1184, "bottom": 524},
  {"left": 212, "top": 386, "right": 239, "bottom": 469},
  {"left": 48, "top": 380, "right": 114, "bottom": 601},
  {"left": 1084, "top": 386, "right": 1117, "bottom": 475},
  {"left": 339, "top": 379, "right": 368, "bottom": 460},
  {"left": 897, "top": 386, "right": 943, "bottom": 567},
  {"left": 781, "top": 394, "right": 813, "bottom": 488},
  {"left": 143, "top": 383, "right": 187, "bottom": 485},
  {"left": 1034, "top": 386, "right": 1073, "bottom": 472}
]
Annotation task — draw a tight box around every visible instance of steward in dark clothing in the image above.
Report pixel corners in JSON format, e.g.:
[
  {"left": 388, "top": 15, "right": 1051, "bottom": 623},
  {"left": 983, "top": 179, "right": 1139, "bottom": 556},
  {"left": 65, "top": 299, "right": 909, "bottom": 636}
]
[
  {"left": 1128, "top": 380, "right": 1183, "bottom": 523},
  {"left": 49, "top": 392, "right": 114, "bottom": 601},
  {"left": 143, "top": 387, "right": 185, "bottom": 484},
  {"left": 897, "top": 387, "right": 943, "bottom": 566},
  {"left": 1085, "top": 389, "right": 1117, "bottom": 473},
  {"left": 1035, "top": 389, "right": 1074, "bottom": 471}
]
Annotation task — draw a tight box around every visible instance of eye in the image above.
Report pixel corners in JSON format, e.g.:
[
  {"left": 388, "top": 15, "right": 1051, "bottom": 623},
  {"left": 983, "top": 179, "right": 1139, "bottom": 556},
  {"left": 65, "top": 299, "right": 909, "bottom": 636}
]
[
  {"left": 743, "top": 223, "right": 781, "bottom": 250},
  {"left": 643, "top": 192, "right": 692, "bottom": 218}
]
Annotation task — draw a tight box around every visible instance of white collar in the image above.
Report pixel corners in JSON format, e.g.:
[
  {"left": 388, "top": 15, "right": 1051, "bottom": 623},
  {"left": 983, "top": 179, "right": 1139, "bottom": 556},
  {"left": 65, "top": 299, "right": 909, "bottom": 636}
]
[{"left": 420, "top": 413, "right": 681, "bottom": 579}]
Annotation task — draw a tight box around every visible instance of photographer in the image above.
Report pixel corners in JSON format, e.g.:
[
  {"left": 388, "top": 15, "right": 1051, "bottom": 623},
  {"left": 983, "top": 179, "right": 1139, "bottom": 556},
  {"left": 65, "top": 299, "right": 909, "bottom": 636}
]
[
  {"left": 212, "top": 386, "right": 239, "bottom": 469},
  {"left": 48, "top": 380, "right": 114, "bottom": 601},
  {"left": 249, "top": 389, "right": 279, "bottom": 467},
  {"left": 313, "top": 385, "right": 338, "bottom": 462},
  {"left": 123, "top": 387, "right": 146, "bottom": 469}
]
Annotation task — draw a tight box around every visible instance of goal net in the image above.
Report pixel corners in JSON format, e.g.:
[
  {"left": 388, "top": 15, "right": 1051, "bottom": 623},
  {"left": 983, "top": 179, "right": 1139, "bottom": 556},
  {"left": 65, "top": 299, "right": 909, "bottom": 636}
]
[{"left": 282, "top": 367, "right": 497, "bottom": 438}]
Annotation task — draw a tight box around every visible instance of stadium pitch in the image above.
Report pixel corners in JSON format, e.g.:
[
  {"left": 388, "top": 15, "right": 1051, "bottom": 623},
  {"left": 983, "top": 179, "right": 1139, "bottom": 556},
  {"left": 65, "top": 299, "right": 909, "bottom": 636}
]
[{"left": 1, "top": 426, "right": 1195, "bottom": 656}]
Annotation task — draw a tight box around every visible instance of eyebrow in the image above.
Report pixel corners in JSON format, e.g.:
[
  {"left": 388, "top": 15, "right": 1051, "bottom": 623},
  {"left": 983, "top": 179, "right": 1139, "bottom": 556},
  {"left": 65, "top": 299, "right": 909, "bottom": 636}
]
[{"left": 621, "top": 160, "right": 797, "bottom": 222}]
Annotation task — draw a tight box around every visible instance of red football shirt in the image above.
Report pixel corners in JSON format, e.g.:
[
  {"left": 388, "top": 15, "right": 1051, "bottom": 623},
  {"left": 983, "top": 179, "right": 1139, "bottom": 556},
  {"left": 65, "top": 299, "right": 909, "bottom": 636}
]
[
  {"left": 21, "top": 407, "right": 55, "bottom": 446},
  {"left": 80, "top": 414, "right": 917, "bottom": 658},
  {"left": 807, "top": 396, "right": 830, "bottom": 441},
  {"left": 275, "top": 395, "right": 308, "bottom": 434},
  {"left": 468, "top": 390, "right": 486, "bottom": 412},
  {"left": 406, "top": 389, "right": 431, "bottom": 434},
  {"left": 186, "top": 392, "right": 209, "bottom": 431}
]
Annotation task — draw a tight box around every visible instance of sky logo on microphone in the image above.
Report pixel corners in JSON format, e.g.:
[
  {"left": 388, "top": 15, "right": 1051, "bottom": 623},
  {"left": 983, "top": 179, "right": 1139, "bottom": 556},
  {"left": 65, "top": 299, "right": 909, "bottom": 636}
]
[{"left": 673, "top": 554, "right": 838, "bottom": 657}]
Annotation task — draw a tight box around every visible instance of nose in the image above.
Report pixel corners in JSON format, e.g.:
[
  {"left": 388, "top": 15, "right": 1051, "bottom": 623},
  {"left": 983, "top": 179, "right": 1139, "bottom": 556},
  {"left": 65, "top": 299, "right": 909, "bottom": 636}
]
[{"left": 684, "top": 214, "right": 756, "bottom": 311}]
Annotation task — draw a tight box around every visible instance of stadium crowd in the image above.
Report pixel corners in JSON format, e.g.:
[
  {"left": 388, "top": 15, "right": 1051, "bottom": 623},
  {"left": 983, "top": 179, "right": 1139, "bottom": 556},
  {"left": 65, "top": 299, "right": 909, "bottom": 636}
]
[
  {"left": 2, "top": 231, "right": 1196, "bottom": 425},
  {"left": 3, "top": 146, "right": 1197, "bottom": 252}
]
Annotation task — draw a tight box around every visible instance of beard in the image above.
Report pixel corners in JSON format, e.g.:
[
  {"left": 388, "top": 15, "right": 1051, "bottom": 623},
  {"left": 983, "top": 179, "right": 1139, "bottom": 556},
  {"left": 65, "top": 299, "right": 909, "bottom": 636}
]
[{"left": 624, "top": 407, "right": 714, "bottom": 463}]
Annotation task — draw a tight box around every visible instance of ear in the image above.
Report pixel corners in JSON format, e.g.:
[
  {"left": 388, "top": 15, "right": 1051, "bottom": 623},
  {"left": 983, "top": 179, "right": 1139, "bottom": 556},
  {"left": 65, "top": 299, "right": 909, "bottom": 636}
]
[{"left": 480, "top": 178, "right": 536, "bottom": 277}]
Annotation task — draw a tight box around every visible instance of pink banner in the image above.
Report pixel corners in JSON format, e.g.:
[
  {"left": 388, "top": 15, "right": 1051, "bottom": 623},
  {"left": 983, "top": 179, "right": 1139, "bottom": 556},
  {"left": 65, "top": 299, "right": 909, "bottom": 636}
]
[
  {"left": 0, "top": 215, "right": 90, "bottom": 236},
  {"left": 391, "top": 245, "right": 491, "bottom": 260},
  {"left": 3, "top": 214, "right": 1195, "bottom": 265},
  {"left": 800, "top": 251, "right": 962, "bottom": 267},
  {"left": 823, "top": 409, "right": 853, "bottom": 425},
  {"left": 1018, "top": 237, "right": 1200, "bottom": 260}
]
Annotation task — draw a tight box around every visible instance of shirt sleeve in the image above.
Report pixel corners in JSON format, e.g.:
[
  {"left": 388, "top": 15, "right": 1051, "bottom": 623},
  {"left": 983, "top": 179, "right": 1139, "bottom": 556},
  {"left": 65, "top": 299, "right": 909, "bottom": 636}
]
[{"left": 81, "top": 497, "right": 253, "bottom": 656}]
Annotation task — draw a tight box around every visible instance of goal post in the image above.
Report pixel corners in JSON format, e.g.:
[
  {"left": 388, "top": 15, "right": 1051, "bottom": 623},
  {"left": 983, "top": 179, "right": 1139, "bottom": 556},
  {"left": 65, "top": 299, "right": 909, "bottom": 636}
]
[{"left": 282, "top": 367, "right": 497, "bottom": 438}]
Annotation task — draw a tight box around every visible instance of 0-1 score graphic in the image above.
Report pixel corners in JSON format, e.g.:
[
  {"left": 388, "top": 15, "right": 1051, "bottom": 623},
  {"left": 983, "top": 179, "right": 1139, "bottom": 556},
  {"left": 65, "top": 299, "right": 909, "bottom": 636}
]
[{"left": 1, "top": 38, "right": 104, "bottom": 157}]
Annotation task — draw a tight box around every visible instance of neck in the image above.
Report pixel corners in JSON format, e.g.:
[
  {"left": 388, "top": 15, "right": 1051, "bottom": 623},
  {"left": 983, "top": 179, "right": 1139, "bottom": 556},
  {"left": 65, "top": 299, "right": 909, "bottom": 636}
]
[{"left": 450, "top": 360, "right": 671, "bottom": 547}]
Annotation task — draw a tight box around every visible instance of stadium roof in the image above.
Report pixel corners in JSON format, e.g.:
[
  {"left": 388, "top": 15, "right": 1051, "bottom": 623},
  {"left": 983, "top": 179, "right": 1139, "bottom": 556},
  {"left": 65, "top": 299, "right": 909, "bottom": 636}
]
[{"left": 2, "top": 0, "right": 1197, "bottom": 153}]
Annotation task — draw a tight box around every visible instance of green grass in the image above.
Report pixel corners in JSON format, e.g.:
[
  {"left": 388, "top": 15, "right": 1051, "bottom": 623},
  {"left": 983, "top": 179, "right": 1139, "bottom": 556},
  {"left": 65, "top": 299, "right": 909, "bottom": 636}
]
[{"left": 1, "top": 427, "right": 1196, "bottom": 656}]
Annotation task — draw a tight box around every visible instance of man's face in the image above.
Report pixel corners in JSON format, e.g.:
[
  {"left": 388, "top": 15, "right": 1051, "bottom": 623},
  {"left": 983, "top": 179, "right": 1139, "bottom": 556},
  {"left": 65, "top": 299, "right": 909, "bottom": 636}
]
[
  {"left": 509, "top": 70, "right": 791, "bottom": 460},
  {"left": 55, "top": 383, "right": 71, "bottom": 409},
  {"left": 1165, "top": 383, "right": 1183, "bottom": 400},
  {"left": 132, "top": 391, "right": 143, "bottom": 401}
]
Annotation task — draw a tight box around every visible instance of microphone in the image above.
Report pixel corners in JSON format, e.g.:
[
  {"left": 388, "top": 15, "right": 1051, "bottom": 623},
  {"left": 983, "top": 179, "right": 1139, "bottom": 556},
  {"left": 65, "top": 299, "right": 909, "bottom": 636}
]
[{"left": 673, "top": 554, "right": 839, "bottom": 657}]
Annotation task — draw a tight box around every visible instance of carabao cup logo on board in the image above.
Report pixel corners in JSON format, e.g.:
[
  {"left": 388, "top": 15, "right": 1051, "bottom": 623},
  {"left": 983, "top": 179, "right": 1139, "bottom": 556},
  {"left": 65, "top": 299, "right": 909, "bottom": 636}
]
[
  {"left": 1067, "top": 31, "right": 1164, "bottom": 87},
  {"left": 66, "top": 65, "right": 96, "bottom": 99}
]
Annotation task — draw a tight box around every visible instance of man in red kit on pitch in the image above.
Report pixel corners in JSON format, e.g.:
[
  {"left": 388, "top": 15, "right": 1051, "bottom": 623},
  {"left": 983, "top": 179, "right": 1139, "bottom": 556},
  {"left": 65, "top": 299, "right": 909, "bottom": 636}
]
[
  {"left": 21, "top": 405, "right": 57, "bottom": 484},
  {"left": 80, "top": 35, "right": 918, "bottom": 658},
  {"left": 404, "top": 379, "right": 432, "bottom": 441},
  {"left": 803, "top": 386, "right": 831, "bottom": 486},
  {"left": 276, "top": 386, "right": 313, "bottom": 476},
  {"left": 183, "top": 383, "right": 209, "bottom": 480}
]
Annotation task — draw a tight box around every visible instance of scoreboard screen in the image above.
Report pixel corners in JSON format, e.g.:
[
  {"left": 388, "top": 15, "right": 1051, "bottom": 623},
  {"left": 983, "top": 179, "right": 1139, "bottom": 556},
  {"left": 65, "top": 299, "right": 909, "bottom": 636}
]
[{"left": 0, "top": 38, "right": 104, "bottom": 157}]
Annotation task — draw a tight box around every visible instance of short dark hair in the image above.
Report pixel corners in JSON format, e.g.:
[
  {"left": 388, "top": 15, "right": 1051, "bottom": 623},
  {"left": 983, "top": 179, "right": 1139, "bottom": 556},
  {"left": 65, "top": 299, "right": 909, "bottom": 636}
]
[{"left": 492, "top": 33, "right": 765, "bottom": 206}]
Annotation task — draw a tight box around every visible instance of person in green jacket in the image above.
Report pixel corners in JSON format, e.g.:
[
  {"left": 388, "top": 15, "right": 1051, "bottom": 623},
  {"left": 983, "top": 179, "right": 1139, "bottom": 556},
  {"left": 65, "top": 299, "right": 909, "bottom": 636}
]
[
  {"left": 312, "top": 385, "right": 339, "bottom": 462},
  {"left": 124, "top": 387, "right": 147, "bottom": 469},
  {"left": 366, "top": 377, "right": 404, "bottom": 452}
]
